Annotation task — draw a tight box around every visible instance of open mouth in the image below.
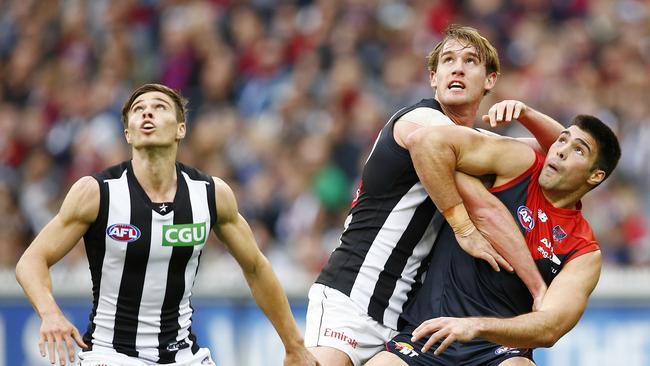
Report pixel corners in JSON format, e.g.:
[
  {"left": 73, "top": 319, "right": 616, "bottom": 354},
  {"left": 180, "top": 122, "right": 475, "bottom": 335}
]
[
  {"left": 448, "top": 81, "right": 465, "bottom": 90},
  {"left": 141, "top": 121, "right": 156, "bottom": 132},
  {"left": 545, "top": 162, "right": 559, "bottom": 173}
]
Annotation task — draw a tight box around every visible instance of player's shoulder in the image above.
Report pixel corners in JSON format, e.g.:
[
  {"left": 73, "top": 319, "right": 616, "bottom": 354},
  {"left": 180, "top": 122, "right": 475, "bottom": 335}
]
[
  {"left": 211, "top": 176, "right": 239, "bottom": 223},
  {"left": 177, "top": 162, "right": 213, "bottom": 184},
  {"left": 94, "top": 160, "right": 130, "bottom": 181},
  {"left": 69, "top": 176, "right": 100, "bottom": 199},
  {"left": 61, "top": 176, "right": 100, "bottom": 223},
  {"left": 398, "top": 107, "right": 452, "bottom": 127}
]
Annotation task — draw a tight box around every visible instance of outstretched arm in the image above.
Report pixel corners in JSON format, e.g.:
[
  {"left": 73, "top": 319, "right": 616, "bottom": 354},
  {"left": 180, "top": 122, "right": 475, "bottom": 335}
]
[
  {"left": 412, "top": 250, "right": 601, "bottom": 354},
  {"left": 212, "top": 178, "right": 318, "bottom": 366},
  {"left": 16, "top": 177, "right": 97, "bottom": 365},
  {"left": 483, "top": 100, "right": 564, "bottom": 153}
]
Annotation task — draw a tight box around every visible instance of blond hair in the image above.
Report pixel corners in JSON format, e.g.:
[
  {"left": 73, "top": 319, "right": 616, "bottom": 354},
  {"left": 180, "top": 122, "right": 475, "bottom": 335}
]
[{"left": 427, "top": 24, "right": 500, "bottom": 76}]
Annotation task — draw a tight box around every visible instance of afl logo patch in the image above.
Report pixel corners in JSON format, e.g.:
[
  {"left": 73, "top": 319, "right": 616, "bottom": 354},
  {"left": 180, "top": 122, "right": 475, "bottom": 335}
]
[
  {"left": 517, "top": 206, "right": 535, "bottom": 231},
  {"left": 107, "top": 223, "right": 141, "bottom": 242}
]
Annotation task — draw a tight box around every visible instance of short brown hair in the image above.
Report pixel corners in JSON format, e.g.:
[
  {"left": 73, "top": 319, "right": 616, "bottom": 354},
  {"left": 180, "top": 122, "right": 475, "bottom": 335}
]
[
  {"left": 121, "top": 83, "right": 188, "bottom": 127},
  {"left": 427, "top": 24, "right": 500, "bottom": 76}
]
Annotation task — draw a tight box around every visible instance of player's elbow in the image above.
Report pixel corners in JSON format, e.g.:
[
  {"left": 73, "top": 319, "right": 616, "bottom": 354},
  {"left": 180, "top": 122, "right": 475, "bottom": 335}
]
[
  {"left": 538, "top": 324, "right": 564, "bottom": 347},
  {"left": 15, "top": 252, "right": 32, "bottom": 287},
  {"left": 242, "top": 252, "right": 271, "bottom": 278}
]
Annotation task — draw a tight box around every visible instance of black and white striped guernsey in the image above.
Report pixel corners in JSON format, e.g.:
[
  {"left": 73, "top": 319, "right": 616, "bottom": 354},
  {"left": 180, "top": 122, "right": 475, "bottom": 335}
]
[
  {"left": 82, "top": 161, "right": 216, "bottom": 363},
  {"left": 316, "top": 98, "right": 450, "bottom": 330}
]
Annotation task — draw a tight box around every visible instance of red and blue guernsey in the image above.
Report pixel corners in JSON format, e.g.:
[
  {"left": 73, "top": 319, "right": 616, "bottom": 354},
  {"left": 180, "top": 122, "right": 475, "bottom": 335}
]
[{"left": 400, "top": 151, "right": 599, "bottom": 328}]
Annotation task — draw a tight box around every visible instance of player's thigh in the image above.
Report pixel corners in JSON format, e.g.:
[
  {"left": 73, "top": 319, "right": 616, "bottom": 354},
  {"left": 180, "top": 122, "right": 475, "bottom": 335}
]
[
  {"left": 365, "top": 351, "right": 409, "bottom": 366},
  {"left": 308, "top": 346, "right": 354, "bottom": 366},
  {"left": 498, "top": 356, "right": 536, "bottom": 366},
  {"left": 305, "top": 284, "right": 396, "bottom": 365}
]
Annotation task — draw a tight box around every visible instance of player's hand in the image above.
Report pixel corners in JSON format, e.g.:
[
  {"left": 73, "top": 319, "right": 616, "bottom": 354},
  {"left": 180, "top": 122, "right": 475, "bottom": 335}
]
[
  {"left": 39, "top": 311, "right": 87, "bottom": 365},
  {"left": 411, "top": 317, "right": 478, "bottom": 355},
  {"left": 482, "top": 100, "right": 528, "bottom": 128},
  {"left": 456, "top": 229, "right": 513, "bottom": 273},
  {"left": 284, "top": 344, "right": 321, "bottom": 366}
]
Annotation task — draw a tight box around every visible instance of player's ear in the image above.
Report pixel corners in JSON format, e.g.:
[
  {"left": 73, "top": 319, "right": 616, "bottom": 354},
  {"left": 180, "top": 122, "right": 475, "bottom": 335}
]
[
  {"left": 484, "top": 71, "right": 497, "bottom": 93},
  {"left": 124, "top": 128, "right": 132, "bottom": 144},
  {"left": 177, "top": 122, "right": 186, "bottom": 140},
  {"left": 429, "top": 70, "right": 437, "bottom": 90},
  {"left": 587, "top": 169, "right": 605, "bottom": 186}
]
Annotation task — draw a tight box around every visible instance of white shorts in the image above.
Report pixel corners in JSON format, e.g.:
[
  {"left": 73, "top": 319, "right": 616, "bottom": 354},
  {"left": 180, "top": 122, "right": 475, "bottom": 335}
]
[
  {"left": 304, "top": 283, "right": 398, "bottom": 366},
  {"left": 78, "top": 347, "right": 215, "bottom": 366}
]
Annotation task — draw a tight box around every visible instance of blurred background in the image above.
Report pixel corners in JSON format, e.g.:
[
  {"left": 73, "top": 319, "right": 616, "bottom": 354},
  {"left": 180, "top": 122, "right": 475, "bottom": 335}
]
[{"left": 0, "top": 0, "right": 649, "bottom": 365}]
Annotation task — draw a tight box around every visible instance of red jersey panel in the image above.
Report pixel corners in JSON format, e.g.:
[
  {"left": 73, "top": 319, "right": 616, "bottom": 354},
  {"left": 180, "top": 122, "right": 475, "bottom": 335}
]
[{"left": 492, "top": 151, "right": 599, "bottom": 283}]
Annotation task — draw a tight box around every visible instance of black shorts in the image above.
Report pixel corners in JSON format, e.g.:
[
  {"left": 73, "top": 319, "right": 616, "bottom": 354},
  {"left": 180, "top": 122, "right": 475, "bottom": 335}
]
[{"left": 386, "top": 331, "right": 534, "bottom": 366}]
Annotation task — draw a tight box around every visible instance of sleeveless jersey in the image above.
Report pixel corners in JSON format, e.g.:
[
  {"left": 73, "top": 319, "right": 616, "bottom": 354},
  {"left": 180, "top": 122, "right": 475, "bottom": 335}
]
[
  {"left": 316, "top": 99, "right": 449, "bottom": 329},
  {"left": 82, "top": 161, "right": 216, "bottom": 363},
  {"left": 402, "top": 152, "right": 599, "bottom": 326}
]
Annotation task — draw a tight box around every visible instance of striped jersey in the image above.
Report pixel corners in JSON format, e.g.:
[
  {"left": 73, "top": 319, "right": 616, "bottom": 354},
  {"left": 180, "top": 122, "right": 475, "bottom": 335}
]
[
  {"left": 401, "top": 152, "right": 599, "bottom": 327},
  {"left": 82, "top": 161, "right": 216, "bottom": 363},
  {"left": 316, "top": 99, "right": 450, "bottom": 330}
]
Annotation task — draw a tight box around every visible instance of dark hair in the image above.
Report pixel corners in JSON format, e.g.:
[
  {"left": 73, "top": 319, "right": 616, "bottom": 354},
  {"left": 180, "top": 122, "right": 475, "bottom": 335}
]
[
  {"left": 573, "top": 115, "right": 621, "bottom": 184},
  {"left": 121, "top": 83, "right": 188, "bottom": 127},
  {"left": 427, "top": 24, "right": 500, "bottom": 76}
]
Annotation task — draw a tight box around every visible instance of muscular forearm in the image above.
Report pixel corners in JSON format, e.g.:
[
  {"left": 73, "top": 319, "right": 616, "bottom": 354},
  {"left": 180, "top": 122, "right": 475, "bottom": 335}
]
[
  {"left": 518, "top": 107, "right": 564, "bottom": 152},
  {"left": 16, "top": 254, "right": 62, "bottom": 318},
  {"left": 457, "top": 173, "right": 546, "bottom": 300},
  {"left": 470, "top": 205, "right": 545, "bottom": 298},
  {"left": 243, "top": 257, "right": 304, "bottom": 350},
  {"left": 475, "top": 311, "right": 560, "bottom": 348}
]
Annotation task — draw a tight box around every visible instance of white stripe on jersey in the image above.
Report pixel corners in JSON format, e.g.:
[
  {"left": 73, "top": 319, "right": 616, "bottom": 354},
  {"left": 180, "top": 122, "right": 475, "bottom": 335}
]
[
  {"left": 365, "top": 128, "right": 383, "bottom": 165},
  {"left": 349, "top": 182, "right": 429, "bottom": 314},
  {"left": 135, "top": 210, "right": 174, "bottom": 361},
  {"left": 176, "top": 172, "right": 211, "bottom": 342},
  {"left": 384, "top": 213, "right": 444, "bottom": 327},
  {"left": 92, "top": 170, "right": 130, "bottom": 348}
]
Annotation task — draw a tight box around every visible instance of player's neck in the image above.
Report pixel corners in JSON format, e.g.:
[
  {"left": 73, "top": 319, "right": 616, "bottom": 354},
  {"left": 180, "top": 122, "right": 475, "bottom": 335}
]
[
  {"left": 439, "top": 102, "right": 478, "bottom": 127},
  {"left": 131, "top": 147, "right": 178, "bottom": 202},
  {"left": 541, "top": 188, "right": 583, "bottom": 210}
]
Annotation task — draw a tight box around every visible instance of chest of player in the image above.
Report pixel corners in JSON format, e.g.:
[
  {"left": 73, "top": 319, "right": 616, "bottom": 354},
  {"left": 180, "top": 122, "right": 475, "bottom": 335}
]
[
  {"left": 516, "top": 204, "right": 579, "bottom": 284},
  {"left": 104, "top": 210, "right": 211, "bottom": 262}
]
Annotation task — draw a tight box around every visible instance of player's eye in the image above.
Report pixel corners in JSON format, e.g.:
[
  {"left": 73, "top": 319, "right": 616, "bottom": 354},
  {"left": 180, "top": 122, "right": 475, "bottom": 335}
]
[
  {"left": 133, "top": 105, "right": 143, "bottom": 112},
  {"left": 156, "top": 104, "right": 166, "bottom": 110}
]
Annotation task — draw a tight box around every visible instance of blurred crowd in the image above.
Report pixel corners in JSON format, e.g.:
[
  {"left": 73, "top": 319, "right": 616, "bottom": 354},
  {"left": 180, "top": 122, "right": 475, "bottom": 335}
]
[{"left": 1, "top": 0, "right": 649, "bottom": 280}]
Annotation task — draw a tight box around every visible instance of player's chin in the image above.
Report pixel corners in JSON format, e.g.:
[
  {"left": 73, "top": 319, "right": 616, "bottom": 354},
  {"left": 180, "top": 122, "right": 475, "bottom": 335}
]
[
  {"left": 440, "top": 92, "right": 472, "bottom": 104},
  {"left": 132, "top": 139, "right": 174, "bottom": 149}
]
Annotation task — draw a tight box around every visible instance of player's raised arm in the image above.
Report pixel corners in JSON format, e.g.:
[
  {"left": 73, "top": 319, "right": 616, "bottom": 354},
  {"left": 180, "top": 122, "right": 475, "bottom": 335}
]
[
  {"left": 15, "top": 176, "right": 97, "bottom": 365},
  {"left": 211, "top": 177, "right": 319, "bottom": 366},
  {"left": 483, "top": 100, "right": 565, "bottom": 153}
]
